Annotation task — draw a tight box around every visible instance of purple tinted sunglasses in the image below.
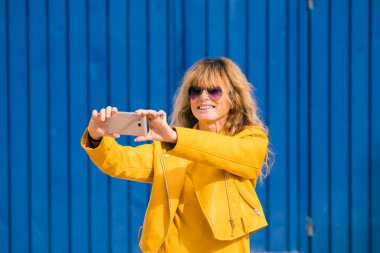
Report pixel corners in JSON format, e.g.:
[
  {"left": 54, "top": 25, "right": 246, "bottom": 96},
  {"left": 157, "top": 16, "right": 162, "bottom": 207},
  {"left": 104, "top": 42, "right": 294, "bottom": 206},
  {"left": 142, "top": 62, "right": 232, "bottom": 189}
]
[{"left": 188, "top": 85, "right": 223, "bottom": 100}]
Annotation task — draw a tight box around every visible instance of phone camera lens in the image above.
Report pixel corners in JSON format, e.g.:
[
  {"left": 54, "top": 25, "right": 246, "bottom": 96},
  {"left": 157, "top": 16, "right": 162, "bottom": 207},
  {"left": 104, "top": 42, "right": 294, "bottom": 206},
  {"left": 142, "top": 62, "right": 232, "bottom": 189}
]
[{"left": 138, "top": 123, "right": 142, "bottom": 127}]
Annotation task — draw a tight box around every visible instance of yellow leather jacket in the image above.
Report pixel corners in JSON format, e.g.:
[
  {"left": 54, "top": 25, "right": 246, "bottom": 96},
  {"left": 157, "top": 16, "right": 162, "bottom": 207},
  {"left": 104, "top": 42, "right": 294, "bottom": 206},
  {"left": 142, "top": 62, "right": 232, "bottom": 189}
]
[{"left": 81, "top": 125, "right": 269, "bottom": 253}]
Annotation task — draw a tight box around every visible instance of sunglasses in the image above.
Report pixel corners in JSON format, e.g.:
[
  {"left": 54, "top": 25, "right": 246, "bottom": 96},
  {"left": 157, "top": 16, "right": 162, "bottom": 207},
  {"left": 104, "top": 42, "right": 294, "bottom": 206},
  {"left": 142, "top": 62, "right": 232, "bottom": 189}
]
[{"left": 188, "top": 85, "right": 223, "bottom": 100}]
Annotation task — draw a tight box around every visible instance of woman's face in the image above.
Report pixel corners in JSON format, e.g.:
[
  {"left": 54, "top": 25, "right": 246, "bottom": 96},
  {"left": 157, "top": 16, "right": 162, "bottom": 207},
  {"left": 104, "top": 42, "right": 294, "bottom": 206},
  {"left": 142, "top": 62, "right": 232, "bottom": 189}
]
[{"left": 189, "top": 76, "right": 231, "bottom": 130}]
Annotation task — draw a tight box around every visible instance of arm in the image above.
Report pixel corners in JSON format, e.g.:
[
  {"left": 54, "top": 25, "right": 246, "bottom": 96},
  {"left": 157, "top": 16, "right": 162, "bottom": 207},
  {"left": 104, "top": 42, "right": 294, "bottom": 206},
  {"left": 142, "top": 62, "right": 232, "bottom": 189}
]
[
  {"left": 81, "top": 129, "right": 154, "bottom": 183},
  {"left": 168, "top": 126, "right": 268, "bottom": 179}
]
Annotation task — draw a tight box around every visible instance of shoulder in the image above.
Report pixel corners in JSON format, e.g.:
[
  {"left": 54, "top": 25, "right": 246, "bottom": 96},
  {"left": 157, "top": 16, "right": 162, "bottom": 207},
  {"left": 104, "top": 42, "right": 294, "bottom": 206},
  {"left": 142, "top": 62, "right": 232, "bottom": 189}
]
[{"left": 235, "top": 125, "right": 267, "bottom": 138}]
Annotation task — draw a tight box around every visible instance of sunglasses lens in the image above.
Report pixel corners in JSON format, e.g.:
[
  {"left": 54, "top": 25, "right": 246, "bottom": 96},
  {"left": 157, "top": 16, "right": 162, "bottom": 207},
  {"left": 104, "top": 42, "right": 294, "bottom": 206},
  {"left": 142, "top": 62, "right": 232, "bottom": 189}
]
[
  {"left": 207, "top": 87, "right": 223, "bottom": 100},
  {"left": 188, "top": 86, "right": 203, "bottom": 99},
  {"left": 188, "top": 86, "right": 223, "bottom": 100}
]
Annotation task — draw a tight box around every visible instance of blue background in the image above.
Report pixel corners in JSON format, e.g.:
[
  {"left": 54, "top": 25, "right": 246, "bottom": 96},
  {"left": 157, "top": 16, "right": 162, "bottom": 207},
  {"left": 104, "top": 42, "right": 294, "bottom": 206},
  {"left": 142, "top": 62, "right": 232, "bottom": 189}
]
[{"left": 1, "top": 0, "right": 379, "bottom": 252}]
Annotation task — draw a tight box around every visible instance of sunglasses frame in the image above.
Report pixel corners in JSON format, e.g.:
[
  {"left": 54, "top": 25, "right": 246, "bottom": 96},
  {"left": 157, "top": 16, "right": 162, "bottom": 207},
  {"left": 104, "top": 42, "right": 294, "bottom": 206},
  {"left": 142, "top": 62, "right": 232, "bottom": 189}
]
[{"left": 188, "top": 85, "right": 224, "bottom": 100}]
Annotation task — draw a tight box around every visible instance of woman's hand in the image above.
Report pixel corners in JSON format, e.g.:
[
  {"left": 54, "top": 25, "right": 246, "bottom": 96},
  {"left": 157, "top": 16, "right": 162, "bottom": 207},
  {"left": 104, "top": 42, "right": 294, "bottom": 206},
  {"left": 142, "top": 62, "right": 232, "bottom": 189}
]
[
  {"left": 134, "top": 109, "right": 177, "bottom": 143},
  {"left": 88, "top": 106, "right": 120, "bottom": 140}
]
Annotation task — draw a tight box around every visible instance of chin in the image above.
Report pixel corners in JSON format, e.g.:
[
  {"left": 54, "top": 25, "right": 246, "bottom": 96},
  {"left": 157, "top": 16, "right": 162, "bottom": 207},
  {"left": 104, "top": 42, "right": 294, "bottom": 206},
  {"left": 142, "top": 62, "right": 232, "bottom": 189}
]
[{"left": 195, "top": 114, "right": 216, "bottom": 121}]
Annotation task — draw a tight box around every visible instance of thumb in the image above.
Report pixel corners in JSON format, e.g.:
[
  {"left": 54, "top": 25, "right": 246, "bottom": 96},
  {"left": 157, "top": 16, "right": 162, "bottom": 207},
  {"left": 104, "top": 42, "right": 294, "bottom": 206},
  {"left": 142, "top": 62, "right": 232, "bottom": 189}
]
[
  {"left": 134, "top": 135, "right": 153, "bottom": 142},
  {"left": 158, "top": 110, "right": 167, "bottom": 121}
]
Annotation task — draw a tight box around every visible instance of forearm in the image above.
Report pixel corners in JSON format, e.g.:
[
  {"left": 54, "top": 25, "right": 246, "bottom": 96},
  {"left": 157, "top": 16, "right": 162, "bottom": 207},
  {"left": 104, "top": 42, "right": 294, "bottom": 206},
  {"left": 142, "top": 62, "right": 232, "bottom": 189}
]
[
  {"left": 168, "top": 126, "right": 268, "bottom": 179},
  {"left": 81, "top": 129, "right": 154, "bottom": 182}
]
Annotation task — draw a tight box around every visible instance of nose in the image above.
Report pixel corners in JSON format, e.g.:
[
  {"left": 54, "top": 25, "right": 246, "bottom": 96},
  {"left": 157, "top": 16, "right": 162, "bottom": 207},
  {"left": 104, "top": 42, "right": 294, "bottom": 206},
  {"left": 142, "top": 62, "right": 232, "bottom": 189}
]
[{"left": 198, "top": 89, "right": 210, "bottom": 100}]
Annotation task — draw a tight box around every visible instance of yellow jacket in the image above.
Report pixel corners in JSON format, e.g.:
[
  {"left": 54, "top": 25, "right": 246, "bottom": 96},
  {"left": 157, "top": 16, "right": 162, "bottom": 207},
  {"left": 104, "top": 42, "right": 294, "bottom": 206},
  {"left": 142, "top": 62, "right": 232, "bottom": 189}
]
[{"left": 81, "top": 125, "right": 269, "bottom": 253}]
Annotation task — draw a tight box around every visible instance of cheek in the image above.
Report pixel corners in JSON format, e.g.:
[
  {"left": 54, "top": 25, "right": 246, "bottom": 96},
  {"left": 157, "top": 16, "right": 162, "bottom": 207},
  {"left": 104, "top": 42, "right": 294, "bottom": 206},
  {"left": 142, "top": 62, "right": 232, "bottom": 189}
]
[
  {"left": 190, "top": 101, "right": 196, "bottom": 112},
  {"left": 219, "top": 99, "right": 231, "bottom": 113}
]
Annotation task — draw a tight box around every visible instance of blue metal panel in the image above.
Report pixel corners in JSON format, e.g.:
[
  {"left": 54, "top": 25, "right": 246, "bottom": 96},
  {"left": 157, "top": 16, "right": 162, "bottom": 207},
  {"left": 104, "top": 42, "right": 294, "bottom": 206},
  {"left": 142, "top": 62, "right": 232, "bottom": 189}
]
[
  {"left": 8, "top": 0, "right": 30, "bottom": 252},
  {"left": 330, "top": 0, "right": 350, "bottom": 252},
  {"left": 207, "top": 0, "right": 227, "bottom": 57},
  {"left": 351, "top": 0, "right": 370, "bottom": 252},
  {"left": 228, "top": 0, "right": 247, "bottom": 71},
  {"left": 268, "top": 0, "right": 287, "bottom": 250},
  {"left": 0, "top": 0, "right": 9, "bottom": 252},
  {"left": 184, "top": 0, "right": 206, "bottom": 68},
  {"left": 48, "top": 0, "right": 70, "bottom": 252},
  {"left": 29, "top": 0, "right": 49, "bottom": 252},
  {"left": 88, "top": 0, "right": 110, "bottom": 252},
  {"left": 1, "top": 1, "right": 379, "bottom": 252},
  {"left": 108, "top": 0, "right": 128, "bottom": 252},
  {"left": 167, "top": 0, "right": 184, "bottom": 101},
  {"left": 128, "top": 0, "right": 150, "bottom": 252},
  {"left": 248, "top": 0, "right": 269, "bottom": 250},
  {"left": 298, "top": 1, "right": 310, "bottom": 251},
  {"left": 371, "top": 2, "right": 380, "bottom": 253},
  {"left": 287, "top": 0, "right": 300, "bottom": 250},
  {"left": 68, "top": 0, "right": 90, "bottom": 252},
  {"left": 149, "top": 0, "right": 169, "bottom": 112},
  {"left": 310, "top": 1, "right": 330, "bottom": 252}
]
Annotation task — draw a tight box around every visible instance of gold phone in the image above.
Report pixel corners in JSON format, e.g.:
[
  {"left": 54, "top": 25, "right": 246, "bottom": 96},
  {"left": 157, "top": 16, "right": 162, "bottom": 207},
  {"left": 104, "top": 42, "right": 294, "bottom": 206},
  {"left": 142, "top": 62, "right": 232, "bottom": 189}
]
[{"left": 108, "top": 112, "right": 148, "bottom": 136}]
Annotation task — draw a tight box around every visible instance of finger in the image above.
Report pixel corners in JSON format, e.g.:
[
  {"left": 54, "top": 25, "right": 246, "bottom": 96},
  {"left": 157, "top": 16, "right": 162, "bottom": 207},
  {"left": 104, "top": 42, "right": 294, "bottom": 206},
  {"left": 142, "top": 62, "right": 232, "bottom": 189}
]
[
  {"left": 92, "top": 110, "right": 99, "bottom": 119},
  {"left": 111, "top": 133, "right": 120, "bottom": 138},
  {"left": 134, "top": 135, "right": 153, "bottom": 142},
  {"left": 135, "top": 109, "right": 158, "bottom": 116},
  {"left": 158, "top": 110, "right": 167, "bottom": 120},
  {"left": 111, "top": 107, "right": 118, "bottom": 114},
  {"left": 106, "top": 106, "right": 112, "bottom": 118},
  {"left": 135, "top": 109, "right": 147, "bottom": 116},
  {"left": 147, "top": 114, "right": 160, "bottom": 121},
  {"left": 100, "top": 108, "right": 106, "bottom": 121}
]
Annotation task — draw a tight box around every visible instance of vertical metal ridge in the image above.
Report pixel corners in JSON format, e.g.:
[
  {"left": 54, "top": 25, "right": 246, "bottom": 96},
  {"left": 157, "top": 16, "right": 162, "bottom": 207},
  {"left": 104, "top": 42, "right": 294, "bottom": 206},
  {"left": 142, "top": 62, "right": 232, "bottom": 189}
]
[
  {"left": 285, "top": 0, "right": 290, "bottom": 250},
  {"left": 26, "top": 0, "right": 32, "bottom": 251},
  {"left": 182, "top": 0, "right": 186, "bottom": 70},
  {"left": 307, "top": 1, "right": 312, "bottom": 252},
  {"left": 225, "top": 0, "right": 229, "bottom": 57},
  {"left": 296, "top": 0, "right": 301, "bottom": 249},
  {"left": 245, "top": 0, "right": 249, "bottom": 78},
  {"left": 205, "top": 0, "right": 209, "bottom": 57},
  {"left": 166, "top": 0, "right": 171, "bottom": 112},
  {"left": 265, "top": 0, "right": 271, "bottom": 250},
  {"left": 367, "top": 0, "right": 373, "bottom": 251},
  {"left": 295, "top": 1, "right": 302, "bottom": 249},
  {"left": 126, "top": 0, "right": 131, "bottom": 112},
  {"left": 45, "top": 0, "right": 52, "bottom": 251},
  {"left": 105, "top": 0, "right": 111, "bottom": 251},
  {"left": 348, "top": 0, "right": 353, "bottom": 252},
  {"left": 146, "top": 0, "right": 150, "bottom": 109},
  {"left": 125, "top": 0, "right": 131, "bottom": 250},
  {"left": 65, "top": 0, "right": 72, "bottom": 251},
  {"left": 5, "top": 0, "right": 11, "bottom": 250},
  {"left": 145, "top": 0, "right": 152, "bottom": 207},
  {"left": 245, "top": 0, "right": 248, "bottom": 74},
  {"left": 327, "top": 0, "right": 332, "bottom": 252},
  {"left": 85, "top": 0, "right": 92, "bottom": 251}
]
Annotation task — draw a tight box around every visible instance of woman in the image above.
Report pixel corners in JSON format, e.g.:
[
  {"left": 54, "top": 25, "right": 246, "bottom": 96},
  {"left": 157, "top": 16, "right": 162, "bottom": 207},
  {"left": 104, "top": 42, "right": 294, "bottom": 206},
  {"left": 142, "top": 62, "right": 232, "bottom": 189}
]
[{"left": 81, "top": 57, "right": 271, "bottom": 252}]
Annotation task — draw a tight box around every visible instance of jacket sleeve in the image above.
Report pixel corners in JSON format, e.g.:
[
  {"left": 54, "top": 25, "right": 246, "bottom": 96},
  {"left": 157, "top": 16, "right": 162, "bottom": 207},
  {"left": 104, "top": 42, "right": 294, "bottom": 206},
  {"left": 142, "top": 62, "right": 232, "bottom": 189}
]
[
  {"left": 168, "top": 126, "right": 268, "bottom": 179},
  {"left": 81, "top": 129, "right": 154, "bottom": 183}
]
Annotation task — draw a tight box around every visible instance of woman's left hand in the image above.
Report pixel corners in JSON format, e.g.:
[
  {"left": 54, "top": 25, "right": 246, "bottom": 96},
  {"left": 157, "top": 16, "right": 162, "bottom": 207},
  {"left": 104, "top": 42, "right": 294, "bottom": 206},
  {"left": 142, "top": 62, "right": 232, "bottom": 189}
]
[{"left": 134, "top": 109, "right": 177, "bottom": 143}]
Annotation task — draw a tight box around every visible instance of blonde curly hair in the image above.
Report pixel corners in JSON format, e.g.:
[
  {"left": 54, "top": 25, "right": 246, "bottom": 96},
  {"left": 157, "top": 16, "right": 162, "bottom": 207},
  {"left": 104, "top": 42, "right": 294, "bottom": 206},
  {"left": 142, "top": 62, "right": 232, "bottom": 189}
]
[{"left": 170, "top": 57, "right": 273, "bottom": 180}]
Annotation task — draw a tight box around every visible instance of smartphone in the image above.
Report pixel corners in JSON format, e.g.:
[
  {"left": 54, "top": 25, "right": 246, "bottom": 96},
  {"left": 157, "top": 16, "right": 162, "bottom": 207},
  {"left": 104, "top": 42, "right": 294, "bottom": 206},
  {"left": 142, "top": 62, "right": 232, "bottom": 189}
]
[{"left": 108, "top": 112, "right": 148, "bottom": 136}]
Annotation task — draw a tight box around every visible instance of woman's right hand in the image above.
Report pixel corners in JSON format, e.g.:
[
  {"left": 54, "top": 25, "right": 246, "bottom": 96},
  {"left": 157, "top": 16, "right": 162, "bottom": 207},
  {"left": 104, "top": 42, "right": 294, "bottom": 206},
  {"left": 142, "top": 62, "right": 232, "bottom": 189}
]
[{"left": 88, "top": 106, "right": 120, "bottom": 140}]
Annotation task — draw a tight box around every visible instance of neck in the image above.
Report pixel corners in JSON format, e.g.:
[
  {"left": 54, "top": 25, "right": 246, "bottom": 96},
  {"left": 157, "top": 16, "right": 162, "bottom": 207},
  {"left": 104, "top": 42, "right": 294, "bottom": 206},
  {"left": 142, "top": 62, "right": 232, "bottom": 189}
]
[{"left": 198, "top": 117, "right": 227, "bottom": 133}]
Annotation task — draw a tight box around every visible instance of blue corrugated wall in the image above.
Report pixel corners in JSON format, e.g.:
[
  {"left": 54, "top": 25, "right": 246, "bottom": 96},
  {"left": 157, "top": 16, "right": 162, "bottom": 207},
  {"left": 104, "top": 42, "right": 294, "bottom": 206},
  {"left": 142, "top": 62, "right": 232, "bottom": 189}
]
[{"left": 0, "top": 0, "right": 379, "bottom": 252}]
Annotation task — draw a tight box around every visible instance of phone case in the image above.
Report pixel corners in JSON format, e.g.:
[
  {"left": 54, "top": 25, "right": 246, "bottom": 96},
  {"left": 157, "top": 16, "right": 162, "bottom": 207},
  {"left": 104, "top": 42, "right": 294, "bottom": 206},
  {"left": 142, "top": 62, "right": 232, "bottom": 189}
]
[{"left": 108, "top": 112, "right": 148, "bottom": 136}]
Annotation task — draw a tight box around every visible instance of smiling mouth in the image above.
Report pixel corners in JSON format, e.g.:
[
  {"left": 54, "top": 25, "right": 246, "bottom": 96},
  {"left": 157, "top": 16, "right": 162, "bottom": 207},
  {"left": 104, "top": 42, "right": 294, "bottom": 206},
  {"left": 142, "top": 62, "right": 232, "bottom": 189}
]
[{"left": 197, "top": 105, "right": 215, "bottom": 110}]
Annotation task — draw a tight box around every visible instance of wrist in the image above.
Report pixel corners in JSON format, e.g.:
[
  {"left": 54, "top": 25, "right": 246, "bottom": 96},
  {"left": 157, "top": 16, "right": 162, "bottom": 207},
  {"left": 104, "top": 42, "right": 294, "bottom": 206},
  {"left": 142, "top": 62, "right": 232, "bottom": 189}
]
[
  {"left": 168, "top": 128, "right": 177, "bottom": 143},
  {"left": 88, "top": 132, "right": 102, "bottom": 142}
]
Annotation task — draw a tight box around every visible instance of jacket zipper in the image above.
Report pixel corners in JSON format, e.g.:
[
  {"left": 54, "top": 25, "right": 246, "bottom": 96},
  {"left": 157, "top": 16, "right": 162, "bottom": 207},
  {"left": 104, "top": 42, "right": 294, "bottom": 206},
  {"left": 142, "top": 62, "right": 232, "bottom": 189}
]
[
  {"left": 233, "top": 181, "right": 262, "bottom": 216},
  {"left": 224, "top": 171, "right": 235, "bottom": 237},
  {"left": 154, "top": 154, "right": 171, "bottom": 252}
]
